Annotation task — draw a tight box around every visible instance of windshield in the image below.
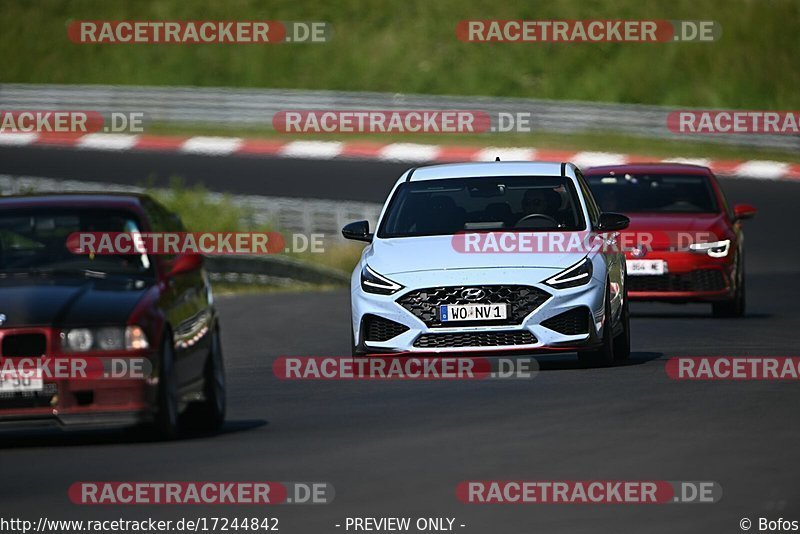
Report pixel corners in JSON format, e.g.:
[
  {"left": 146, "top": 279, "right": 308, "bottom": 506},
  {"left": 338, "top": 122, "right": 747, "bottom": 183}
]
[
  {"left": 377, "top": 176, "right": 586, "bottom": 238},
  {"left": 0, "top": 207, "right": 154, "bottom": 276},
  {"left": 586, "top": 173, "right": 719, "bottom": 214}
]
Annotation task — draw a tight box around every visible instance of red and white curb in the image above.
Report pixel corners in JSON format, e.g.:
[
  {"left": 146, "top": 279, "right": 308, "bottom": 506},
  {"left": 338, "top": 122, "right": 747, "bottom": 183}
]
[{"left": 1, "top": 132, "right": 797, "bottom": 181}]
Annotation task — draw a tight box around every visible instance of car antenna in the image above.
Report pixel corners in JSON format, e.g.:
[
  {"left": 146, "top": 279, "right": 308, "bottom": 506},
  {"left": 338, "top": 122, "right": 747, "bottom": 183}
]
[{"left": 495, "top": 156, "right": 500, "bottom": 161}]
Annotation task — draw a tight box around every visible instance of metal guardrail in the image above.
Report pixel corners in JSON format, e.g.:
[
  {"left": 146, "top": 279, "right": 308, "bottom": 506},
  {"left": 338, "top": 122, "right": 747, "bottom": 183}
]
[
  {"left": 1, "top": 83, "right": 797, "bottom": 151},
  {"left": 0, "top": 175, "right": 383, "bottom": 239},
  {"left": 205, "top": 255, "right": 349, "bottom": 286}
]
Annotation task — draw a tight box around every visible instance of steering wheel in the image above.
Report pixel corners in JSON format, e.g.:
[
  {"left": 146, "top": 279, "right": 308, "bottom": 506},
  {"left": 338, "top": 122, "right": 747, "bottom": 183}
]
[{"left": 515, "top": 213, "right": 560, "bottom": 228}]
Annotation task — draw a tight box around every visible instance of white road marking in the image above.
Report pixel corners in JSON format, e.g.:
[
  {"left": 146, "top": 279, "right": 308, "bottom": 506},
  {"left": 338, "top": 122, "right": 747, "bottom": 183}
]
[
  {"left": 378, "top": 143, "right": 440, "bottom": 162},
  {"left": 181, "top": 136, "right": 244, "bottom": 156},
  {"left": 474, "top": 147, "right": 537, "bottom": 161},
  {"left": 733, "top": 160, "right": 790, "bottom": 180},
  {"left": 77, "top": 134, "right": 139, "bottom": 151},
  {"left": 0, "top": 132, "right": 39, "bottom": 145},
  {"left": 279, "top": 140, "right": 344, "bottom": 159},
  {"left": 571, "top": 151, "right": 628, "bottom": 167}
]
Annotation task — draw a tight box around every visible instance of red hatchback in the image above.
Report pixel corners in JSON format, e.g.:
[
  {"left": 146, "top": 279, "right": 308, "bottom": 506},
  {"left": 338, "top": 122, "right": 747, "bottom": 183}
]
[
  {"left": 0, "top": 193, "right": 225, "bottom": 438},
  {"left": 583, "top": 164, "right": 756, "bottom": 317}
]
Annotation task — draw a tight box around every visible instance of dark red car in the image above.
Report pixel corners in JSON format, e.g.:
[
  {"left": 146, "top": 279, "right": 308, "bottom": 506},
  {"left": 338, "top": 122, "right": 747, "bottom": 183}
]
[
  {"left": 0, "top": 193, "right": 225, "bottom": 438},
  {"left": 584, "top": 164, "right": 756, "bottom": 317}
]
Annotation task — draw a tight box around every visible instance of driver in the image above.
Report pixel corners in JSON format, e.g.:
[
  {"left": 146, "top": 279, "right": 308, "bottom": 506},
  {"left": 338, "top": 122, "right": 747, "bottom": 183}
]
[{"left": 520, "top": 188, "right": 562, "bottom": 222}]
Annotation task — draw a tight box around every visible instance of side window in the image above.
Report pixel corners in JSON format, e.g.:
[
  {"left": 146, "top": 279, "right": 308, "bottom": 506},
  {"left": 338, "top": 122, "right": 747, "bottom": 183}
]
[
  {"left": 141, "top": 198, "right": 181, "bottom": 263},
  {"left": 575, "top": 170, "right": 601, "bottom": 227}
]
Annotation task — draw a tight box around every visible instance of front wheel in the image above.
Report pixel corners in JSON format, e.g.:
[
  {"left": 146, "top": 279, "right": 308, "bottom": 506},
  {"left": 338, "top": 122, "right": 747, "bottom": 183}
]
[
  {"left": 613, "top": 287, "right": 631, "bottom": 361},
  {"left": 578, "top": 288, "right": 615, "bottom": 368},
  {"left": 185, "top": 324, "right": 226, "bottom": 433},
  {"left": 155, "top": 332, "right": 180, "bottom": 439},
  {"left": 712, "top": 262, "right": 746, "bottom": 318}
]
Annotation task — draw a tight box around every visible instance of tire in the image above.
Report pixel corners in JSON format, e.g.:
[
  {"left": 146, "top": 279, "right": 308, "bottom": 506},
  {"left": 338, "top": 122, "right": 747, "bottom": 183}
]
[
  {"left": 155, "top": 331, "right": 180, "bottom": 440},
  {"left": 578, "top": 286, "right": 615, "bottom": 368},
  {"left": 185, "top": 324, "right": 226, "bottom": 433},
  {"left": 613, "top": 286, "right": 631, "bottom": 361},
  {"left": 712, "top": 260, "right": 746, "bottom": 318}
]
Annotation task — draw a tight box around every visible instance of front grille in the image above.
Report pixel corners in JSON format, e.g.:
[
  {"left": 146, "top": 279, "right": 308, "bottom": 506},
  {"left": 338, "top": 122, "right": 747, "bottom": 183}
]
[
  {"left": 414, "top": 330, "right": 536, "bottom": 348},
  {"left": 627, "top": 270, "right": 727, "bottom": 293},
  {"left": 397, "top": 285, "right": 550, "bottom": 327},
  {"left": 363, "top": 315, "right": 409, "bottom": 342},
  {"left": 1, "top": 333, "right": 47, "bottom": 357},
  {"left": 541, "top": 307, "right": 591, "bottom": 335}
]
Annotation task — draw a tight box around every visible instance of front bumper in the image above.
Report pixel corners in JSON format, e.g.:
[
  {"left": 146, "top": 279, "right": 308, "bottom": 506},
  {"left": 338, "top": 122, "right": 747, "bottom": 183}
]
[
  {"left": 352, "top": 268, "right": 607, "bottom": 354},
  {"left": 0, "top": 409, "right": 152, "bottom": 431},
  {"left": 0, "top": 356, "right": 158, "bottom": 430},
  {"left": 625, "top": 250, "right": 734, "bottom": 303}
]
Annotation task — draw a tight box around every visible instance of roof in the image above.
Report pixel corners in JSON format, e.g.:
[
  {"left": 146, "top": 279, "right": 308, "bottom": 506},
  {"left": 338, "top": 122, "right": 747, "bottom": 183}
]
[
  {"left": 407, "top": 161, "right": 569, "bottom": 181},
  {"left": 0, "top": 192, "right": 150, "bottom": 210},
  {"left": 582, "top": 163, "right": 712, "bottom": 176}
]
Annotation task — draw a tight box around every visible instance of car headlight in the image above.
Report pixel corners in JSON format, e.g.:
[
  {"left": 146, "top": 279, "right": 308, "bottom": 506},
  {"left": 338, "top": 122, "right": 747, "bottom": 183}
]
[
  {"left": 95, "top": 327, "right": 125, "bottom": 351},
  {"left": 544, "top": 257, "right": 594, "bottom": 289},
  {"left": 64, "top": 328, "right": 93, "bottom": 352},
  {"left": 61, "top": 326, "right": 150, "bottom": 352},
  {"left": 689, "top": 239, "right": 730, "bottom": 258},
  {"left": 361, "top": 265, "right": 404, "bottom": 295},
  {"left": 125, "top": 326, "right": 150, "bottom": 350}
]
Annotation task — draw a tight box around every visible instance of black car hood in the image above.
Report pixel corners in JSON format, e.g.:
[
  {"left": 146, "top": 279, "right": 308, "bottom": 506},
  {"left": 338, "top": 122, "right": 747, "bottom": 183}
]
[{"left": 0, "top": 276, "right": 153, "bottom": 328}]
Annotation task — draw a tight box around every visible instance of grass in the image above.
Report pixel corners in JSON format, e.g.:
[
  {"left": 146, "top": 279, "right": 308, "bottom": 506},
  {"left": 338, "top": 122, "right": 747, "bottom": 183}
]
[
  {"left": 0, "top": 0, "right": 798, "bottom": 108},
  {"left": 148, "top": 179, "right": 363, "bottom": 282},
  {"left": 149, "top": 177, "right": 260, "bottom": 232},
  {"left": 146, "top": 122, "right": 800, "bottom": 164},
  {"left": 288, "top": 242, "right": 364, "bottom": 274}
]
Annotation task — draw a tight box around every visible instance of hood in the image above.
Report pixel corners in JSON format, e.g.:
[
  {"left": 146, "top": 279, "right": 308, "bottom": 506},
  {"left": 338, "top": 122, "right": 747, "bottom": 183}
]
[
  {"left": 0, "top": 276, "right": 152, "bottom": 328},
  {"left": 366, "top": 235, "right": 589, "bottom": 275},
  {"left": 620, "top": 213, "right": 728, "bottom": 250}
]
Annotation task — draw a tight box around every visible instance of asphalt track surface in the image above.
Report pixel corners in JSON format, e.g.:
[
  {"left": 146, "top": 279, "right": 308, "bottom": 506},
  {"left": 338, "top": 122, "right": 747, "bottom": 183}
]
[
  {"left": 0, "top": 145, "right": 409, "bottom": 202},
  {"left": 1, "top": 145, "right": 800, "bottom": 533}
]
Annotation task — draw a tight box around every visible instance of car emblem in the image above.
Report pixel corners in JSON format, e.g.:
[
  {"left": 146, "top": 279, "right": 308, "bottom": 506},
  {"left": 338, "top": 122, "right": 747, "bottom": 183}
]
[
  {"left": 631, "top": 246, "right": 646, "bottom": 258},
  {"left": 460, "top": 288, "right": 485, "bottom": 301},
  {"left": 0, "top": 314, "right": 5, "bottom": 326}
]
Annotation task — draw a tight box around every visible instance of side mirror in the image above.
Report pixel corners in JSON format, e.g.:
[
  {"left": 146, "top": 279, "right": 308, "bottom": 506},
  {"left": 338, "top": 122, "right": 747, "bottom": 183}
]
[
  {"left": 733, "top": 204, "right": 757, "bottom": 221},
  {"left": 342, "top": 220, "right": 373, "bottom": 242},
  {"left": 597, "top": 212, "right": 630, "bottom": 232},
  {"left": 168, "top": 253, "right": 203, "bottom": 277}
]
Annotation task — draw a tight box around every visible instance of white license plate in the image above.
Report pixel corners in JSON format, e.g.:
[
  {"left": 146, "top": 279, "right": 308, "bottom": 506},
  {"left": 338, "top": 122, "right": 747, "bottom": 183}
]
[
  {"left": 627, "top": 259, "right": 667, "bottom": 276},
  {"left": 0, "top": 372, "right": 43, "bottom": 393},
  {"left": 440, "top": 303, "right": 507, "bottom": 322}
]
